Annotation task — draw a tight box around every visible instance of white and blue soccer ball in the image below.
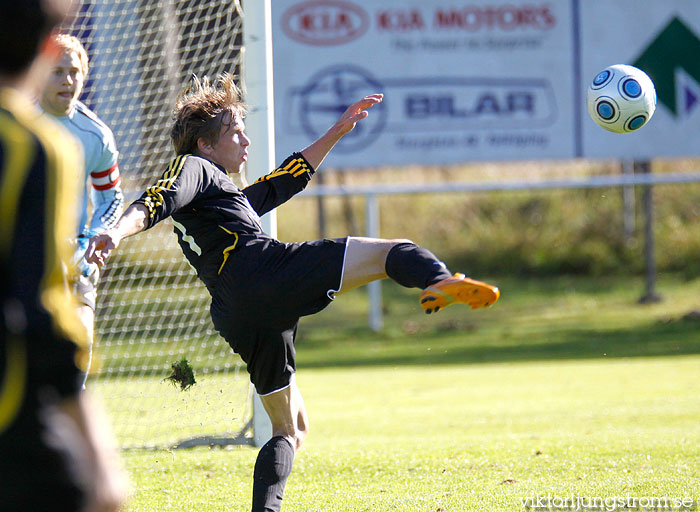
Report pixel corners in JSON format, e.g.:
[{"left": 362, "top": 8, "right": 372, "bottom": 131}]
[{"left": 586, "top": 64, "right": 656, "bottom": 133}]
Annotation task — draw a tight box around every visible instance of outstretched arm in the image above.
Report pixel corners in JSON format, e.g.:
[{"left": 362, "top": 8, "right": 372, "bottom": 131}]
[
  {"left": 85, "top": 203, "right": 149, "bottom": 266},
  {"left": 300, "top": 93, "right": 383, "bottom": 170}
]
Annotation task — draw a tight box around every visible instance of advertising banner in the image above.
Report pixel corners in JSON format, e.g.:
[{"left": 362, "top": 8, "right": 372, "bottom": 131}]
[
  {"left": 271, "top": 0, "right": 700, "bottom": 167},
  {"left": 580, "top": 2, "right": 700, "bottom": 159}
]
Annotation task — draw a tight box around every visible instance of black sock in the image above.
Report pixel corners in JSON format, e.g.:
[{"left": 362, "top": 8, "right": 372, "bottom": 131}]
[
  {"left": 384, "top": 242, "right": 452, "bottom": 289},
  {"left": 251, "top": 436, "right": 295, "bottom": 512}
]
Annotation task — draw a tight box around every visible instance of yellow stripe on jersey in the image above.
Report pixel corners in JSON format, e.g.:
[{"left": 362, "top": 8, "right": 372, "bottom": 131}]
[
  {"left": 217, "top": 225, "right": 239, "bottom": 274},
  {"left": 285, "top": 156, "right": 311, "bottom": 177},
  {"left": 144, "top": 155, "right": 189, "bottom": 219},
  {"left": 0, "top": 111, "right": 34, "bottom": 255},
  {"left": 0, "top": 87, "right": 87, "bottom": 348},
  {"left": 255, "top": 156, "right": 311, "bottom": 183},
  {"left": 0, "top": 336, "right": 27, "bottom": 434},
  {"left": 146, "top": 155, "right": 183, "bottom": 204},
  {"left": 0, "top": 105, "right": 35, "bottom": 433}
]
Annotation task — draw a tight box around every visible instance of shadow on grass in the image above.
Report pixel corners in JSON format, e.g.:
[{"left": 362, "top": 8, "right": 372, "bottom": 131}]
[{"left": 297, "top": 316, "right": 700, "bottom": 369}]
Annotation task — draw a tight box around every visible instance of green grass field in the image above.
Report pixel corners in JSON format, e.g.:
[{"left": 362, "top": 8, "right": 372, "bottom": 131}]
[{"left": 120, "top": 274, "right": 700, "bottom": 511}]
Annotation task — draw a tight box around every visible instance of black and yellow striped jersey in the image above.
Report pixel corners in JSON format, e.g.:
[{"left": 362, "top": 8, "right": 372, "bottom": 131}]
[
  {"left": 133, "top": 152, "right": 314, "bottom": 291},
  {"left": 0, "top": 86, "right": 86, "bottom": 432}
]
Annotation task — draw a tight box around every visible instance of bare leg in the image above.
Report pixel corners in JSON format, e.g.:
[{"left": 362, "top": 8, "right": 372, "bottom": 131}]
[
  {"left": 336, "top": 237, "right": 498, "bottom": 313},
  {"left": 336, "top": 237, "right": 412, "bottom": 294},
  {"left": 252, "top": 376, "right": 308, "bottom": 512},
  {"left": 258, "top": 375, "right": 308, "bottom": 451}
]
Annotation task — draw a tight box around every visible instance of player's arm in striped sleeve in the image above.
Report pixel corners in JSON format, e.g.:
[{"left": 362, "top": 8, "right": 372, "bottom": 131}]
[
  {"left": 243, "top": 94, "right": 383, "bottom": 216},
  {"left": 74, "top": 133, "right": 124, "bottom": 278},
  {"left": 85, "top": 155, "right": 202, "bottom": 266},
  {"left": 88, "top": 129, "right": 124, "bottom": 234},
  {"left": 133, "top": 154, "right": 203, "bottom": 228},
  {"left": 242, "top": 152, "right": 315, "bottom": 216}
]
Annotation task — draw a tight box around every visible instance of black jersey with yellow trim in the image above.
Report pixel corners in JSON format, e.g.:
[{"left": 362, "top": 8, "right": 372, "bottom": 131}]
[
  {"left": 0, "top": 87, "right": 87, "bottom": 432},
  {"left": 133, "top": 152, "right": 315, "bottom": 291}
]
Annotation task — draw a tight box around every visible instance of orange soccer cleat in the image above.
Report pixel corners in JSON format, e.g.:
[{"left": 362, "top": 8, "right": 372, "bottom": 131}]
[{"left": 419, "top": 273, "right": 500, "bottom": 314}]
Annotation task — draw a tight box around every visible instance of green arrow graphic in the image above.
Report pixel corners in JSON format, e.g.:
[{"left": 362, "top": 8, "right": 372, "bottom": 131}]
[{"left": 633, "top": 16, "right": 700, "bottom": 116}]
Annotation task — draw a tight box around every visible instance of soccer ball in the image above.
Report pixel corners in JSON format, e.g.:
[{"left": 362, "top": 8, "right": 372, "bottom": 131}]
[{"left": 586, "top": 64, "right": 656, "bottom": 133}]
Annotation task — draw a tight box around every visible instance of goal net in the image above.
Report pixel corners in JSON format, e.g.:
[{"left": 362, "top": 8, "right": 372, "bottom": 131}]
[{"left": 64, "top": 0, "right": 254, "bottom": 450}]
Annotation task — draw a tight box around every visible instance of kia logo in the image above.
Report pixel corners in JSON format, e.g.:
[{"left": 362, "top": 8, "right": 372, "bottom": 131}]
[{"left": 282, "top": 0, "right": 369, "bottom": 46}]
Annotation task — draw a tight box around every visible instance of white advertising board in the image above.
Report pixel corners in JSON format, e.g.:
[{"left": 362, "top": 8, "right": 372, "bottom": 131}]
[
  {"left": 271, "top": 0, "right": 700, "bottom": 167},
  {"left": 580, "top": 1, "right": 700, "bottom": 159}
]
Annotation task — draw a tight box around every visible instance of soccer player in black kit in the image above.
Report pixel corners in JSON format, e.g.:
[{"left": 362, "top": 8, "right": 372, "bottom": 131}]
[{"left": 87, "top": 73, "right": 500, "bottom": 512}]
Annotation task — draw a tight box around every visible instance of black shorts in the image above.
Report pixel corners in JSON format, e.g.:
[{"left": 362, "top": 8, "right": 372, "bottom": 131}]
[{"left": 209, "top": 237, "right": 347, "bottom": 395}]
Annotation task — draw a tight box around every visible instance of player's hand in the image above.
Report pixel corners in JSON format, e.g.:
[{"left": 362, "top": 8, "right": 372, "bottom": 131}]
[
  {"left": 332, "top": 93, "right": 383, "bottom": 137},
  {"left": 85, "top": 231, "right": 121, "bottom": 266},
  {"left": 73, "top": 236, "right": 99, "bottom": 278},
  {"left": 299, "top": 93, "right": 384, "bottom": 170}
]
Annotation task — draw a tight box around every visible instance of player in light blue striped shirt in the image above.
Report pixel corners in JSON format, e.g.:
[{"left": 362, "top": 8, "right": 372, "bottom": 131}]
[{"left": 39, "top": 34, "right": 124, "bottom": 383}]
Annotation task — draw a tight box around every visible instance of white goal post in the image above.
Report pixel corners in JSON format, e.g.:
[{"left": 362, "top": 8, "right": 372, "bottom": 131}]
[
  {"left": 64, "top": 0, "right": 272, "bottom": 449},
  {"left": 241, "top": 0, "right": 276, "bottom": 448}
]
